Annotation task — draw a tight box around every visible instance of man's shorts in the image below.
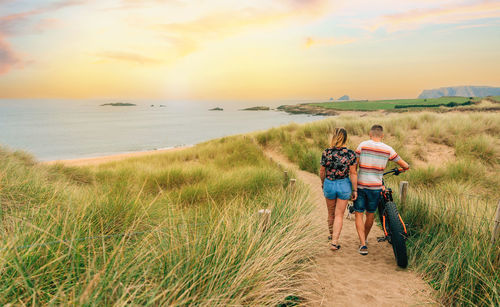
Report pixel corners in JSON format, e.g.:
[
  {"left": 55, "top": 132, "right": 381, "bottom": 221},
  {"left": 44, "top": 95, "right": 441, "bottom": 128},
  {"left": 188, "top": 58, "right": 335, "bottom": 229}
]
[
  {"left": 323, "top": 178, "right": 352, "bottom": 200},
  {"left": 353, "top": 188, "right": 382, "bottom": 213}
]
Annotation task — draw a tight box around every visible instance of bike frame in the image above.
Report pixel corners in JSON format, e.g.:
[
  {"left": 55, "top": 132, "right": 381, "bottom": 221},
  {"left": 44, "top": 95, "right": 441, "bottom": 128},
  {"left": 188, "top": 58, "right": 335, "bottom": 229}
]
[{"left": 378, "top": 169, "right": 407, "bottom": 238}]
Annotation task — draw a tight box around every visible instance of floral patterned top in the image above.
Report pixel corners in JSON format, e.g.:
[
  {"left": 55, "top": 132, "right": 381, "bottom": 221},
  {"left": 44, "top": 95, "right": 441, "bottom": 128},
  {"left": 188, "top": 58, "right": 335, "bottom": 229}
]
[{"left": 320, "top": 147, "right": 357, "bottom": 180}]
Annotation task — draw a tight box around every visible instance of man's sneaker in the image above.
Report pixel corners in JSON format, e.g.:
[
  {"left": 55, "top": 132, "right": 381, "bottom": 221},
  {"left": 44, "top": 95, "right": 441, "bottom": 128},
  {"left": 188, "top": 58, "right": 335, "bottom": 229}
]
[{"left": 359, "top": 245, "right": 368, "bottom": 255}]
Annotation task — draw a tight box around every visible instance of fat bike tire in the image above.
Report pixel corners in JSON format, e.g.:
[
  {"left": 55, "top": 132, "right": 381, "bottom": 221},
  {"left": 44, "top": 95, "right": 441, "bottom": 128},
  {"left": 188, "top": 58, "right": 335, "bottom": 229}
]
[{"left": 385, "top": 201, "right": 408, "bottom": 268}]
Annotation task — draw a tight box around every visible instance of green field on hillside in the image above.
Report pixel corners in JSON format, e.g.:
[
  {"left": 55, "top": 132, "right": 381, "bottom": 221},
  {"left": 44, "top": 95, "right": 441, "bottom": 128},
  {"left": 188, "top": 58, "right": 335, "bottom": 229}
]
[{"left": 311, "top": 97, "right": 474, "bottom": 110}]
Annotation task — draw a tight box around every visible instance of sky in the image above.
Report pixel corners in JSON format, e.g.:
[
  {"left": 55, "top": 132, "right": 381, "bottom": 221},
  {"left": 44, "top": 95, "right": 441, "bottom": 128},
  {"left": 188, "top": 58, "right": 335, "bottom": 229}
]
[{"left": 0, "top": 0, "right": 499, "bottom": 101}]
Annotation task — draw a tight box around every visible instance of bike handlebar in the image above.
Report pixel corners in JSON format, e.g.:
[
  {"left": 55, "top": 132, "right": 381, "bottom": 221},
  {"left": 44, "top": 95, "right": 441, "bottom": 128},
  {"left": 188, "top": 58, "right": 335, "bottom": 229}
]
[{"left": 383, "top": 168, "right": 405, "bottom": 176}]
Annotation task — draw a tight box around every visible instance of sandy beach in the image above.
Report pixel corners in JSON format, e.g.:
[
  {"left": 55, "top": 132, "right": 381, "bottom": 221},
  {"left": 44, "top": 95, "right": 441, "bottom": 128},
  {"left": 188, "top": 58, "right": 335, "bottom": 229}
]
[{"left": 44, "top": 146, "right": 190, "bottom": 167}]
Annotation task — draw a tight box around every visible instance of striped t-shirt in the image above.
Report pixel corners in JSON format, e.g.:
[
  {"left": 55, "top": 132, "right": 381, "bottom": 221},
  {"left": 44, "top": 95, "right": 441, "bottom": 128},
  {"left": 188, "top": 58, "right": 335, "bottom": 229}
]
[{"left": 355, "top": 140, "right": 400, "bottom": 190}]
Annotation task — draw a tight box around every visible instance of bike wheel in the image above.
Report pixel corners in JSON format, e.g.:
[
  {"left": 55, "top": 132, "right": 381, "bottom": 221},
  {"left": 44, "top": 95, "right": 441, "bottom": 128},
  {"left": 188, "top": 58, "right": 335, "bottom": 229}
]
[{"left": 385, "top": 201, "right": 408, "bottom": 268}]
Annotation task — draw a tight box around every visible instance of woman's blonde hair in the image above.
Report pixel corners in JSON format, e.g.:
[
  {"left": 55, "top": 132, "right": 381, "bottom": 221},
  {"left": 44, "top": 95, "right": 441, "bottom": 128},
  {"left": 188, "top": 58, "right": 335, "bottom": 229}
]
[{"left": 330, "top": 127, "right": 347, "bottom": 148}]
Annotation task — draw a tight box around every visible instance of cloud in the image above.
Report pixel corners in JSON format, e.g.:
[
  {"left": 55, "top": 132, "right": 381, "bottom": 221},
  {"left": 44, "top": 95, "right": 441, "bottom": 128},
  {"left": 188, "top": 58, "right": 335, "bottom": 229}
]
[
  {"left": 153, "top": 0, "right": 329, "bottom": 58},
  {"left": 305, "top": 36, "right": 357, "bottom": 48},
  {"left": 33, "top": 18, "right": 60, "bottom": 33},
  {"left": 0, "top": 0, "right": 85, "bottom": 35},
  {"left": 101, "top": 0, "right": 184, "bottom": 11},
  {"left": 95, "top": 51, "right": 162, "bottom": 65},
  {"left": 368, "top": 0, "right": 500, "bottom": 32},
  {"left": 0, "top": 35, "right": 20, "bottom": 74},
  {"left": 0, "top": 1, "right": 86, "bottom": 74},
  {"left": 453, "top": 22, "right": 499, "bottom": 30}
]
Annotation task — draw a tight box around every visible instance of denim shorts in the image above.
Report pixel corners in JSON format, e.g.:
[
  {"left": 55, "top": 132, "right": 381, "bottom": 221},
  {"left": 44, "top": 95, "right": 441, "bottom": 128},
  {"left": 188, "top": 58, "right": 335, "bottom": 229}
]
[
  {"left": 353, "top": 189, "right": 382, "bottom": 213},
  {"left": 323, "top": 178, "right": 352, "bottom": 200}
]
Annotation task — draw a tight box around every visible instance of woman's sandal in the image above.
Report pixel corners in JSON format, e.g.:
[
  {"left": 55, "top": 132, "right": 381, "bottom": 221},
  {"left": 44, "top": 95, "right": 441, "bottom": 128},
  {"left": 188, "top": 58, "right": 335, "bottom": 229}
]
[{"left": 329, "top": 243, "right": 341, "bottom": 251}]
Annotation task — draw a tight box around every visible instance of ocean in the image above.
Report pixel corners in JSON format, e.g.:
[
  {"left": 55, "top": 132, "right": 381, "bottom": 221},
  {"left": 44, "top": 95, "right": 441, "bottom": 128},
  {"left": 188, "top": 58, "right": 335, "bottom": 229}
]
[{"left": 0, "top": 99, "right": 326, "bottom": 161}]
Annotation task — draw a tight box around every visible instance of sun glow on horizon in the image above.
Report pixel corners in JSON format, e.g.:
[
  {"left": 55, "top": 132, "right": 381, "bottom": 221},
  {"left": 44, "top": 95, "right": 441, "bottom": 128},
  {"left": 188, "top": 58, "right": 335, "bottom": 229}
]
[{"left": 1, "top": 0, "right": 499, "bottom": 100}]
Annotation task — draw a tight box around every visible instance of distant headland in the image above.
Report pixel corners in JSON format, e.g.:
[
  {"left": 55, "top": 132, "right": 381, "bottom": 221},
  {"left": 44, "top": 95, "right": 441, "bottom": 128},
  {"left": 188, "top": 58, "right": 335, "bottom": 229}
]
[{"left": 418, "top": 86, "right": 500, "bottom": 99}]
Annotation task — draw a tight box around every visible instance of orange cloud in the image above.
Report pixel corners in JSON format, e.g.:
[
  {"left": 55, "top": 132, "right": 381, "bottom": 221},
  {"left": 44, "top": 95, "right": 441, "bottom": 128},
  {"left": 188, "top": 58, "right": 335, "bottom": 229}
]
[
  {"left": 0, "top": 35, "right": 20, "bottom": 74},
  {"left": 153, "top": 0, "right": 329, "bottom": 58},
  {"left": 369, "top": 0, "right": 500, "bottom": 32},
  {"left": 0, "top": 1, "right": 86, "bottom": 74},
  {"left": 95, "top": 51, "right": 162, "bottom": 65},
  {"left": 305, "top": 36, "right": 357, "bottom": 48}
]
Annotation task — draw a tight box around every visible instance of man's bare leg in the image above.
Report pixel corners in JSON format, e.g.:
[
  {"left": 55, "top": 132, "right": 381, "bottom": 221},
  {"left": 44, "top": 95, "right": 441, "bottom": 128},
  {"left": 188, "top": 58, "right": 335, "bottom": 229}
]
[
  {"left": 355, "top": 212, "right": 366, "bottom": 246},
  {"left": 364, "top": 212, "right": 375, "bottom": 242}
]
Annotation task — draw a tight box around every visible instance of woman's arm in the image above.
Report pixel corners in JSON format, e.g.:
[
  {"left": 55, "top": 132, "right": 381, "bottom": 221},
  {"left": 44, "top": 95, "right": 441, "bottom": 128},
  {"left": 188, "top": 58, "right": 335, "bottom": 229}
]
[{"left": 349, "top": 164, "right": 358, "bottom": 200}]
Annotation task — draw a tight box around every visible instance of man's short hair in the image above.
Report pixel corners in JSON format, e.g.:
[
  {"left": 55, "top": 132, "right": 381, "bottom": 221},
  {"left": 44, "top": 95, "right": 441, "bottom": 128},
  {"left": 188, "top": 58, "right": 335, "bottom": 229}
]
[{"left": 370, "top": 125, "right": 383, "bottom": 137}]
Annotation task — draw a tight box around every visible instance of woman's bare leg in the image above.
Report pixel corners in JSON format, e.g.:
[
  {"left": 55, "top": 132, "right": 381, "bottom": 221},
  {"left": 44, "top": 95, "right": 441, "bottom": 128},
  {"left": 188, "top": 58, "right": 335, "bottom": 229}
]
[
  {"left": 331, "top": 199, "right": 349, "bottom": 244},
  {"left": 325, "top": 198, "right": 337, "bottom": 236}
]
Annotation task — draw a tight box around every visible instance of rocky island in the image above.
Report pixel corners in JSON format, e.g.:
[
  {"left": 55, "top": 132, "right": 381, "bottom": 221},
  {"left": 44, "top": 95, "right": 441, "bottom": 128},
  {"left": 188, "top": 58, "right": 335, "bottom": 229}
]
[
  {"left": 277, "top": 104, "right": 338, "bottom": 116},
  {"left": 241, "top": 106, "right": 270, "bottom": 111},
  {"left": 100, "top": 102, "right": 136, "bottom": 107},
  {"left": 209, "top": 107, "right": 224, "bottom": 111}
]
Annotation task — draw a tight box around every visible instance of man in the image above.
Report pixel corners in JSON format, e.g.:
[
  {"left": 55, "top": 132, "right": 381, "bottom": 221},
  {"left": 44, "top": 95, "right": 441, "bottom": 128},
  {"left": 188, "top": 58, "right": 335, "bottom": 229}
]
[{"left": 354, "top": 125, "right": 409, "bottom": 255}]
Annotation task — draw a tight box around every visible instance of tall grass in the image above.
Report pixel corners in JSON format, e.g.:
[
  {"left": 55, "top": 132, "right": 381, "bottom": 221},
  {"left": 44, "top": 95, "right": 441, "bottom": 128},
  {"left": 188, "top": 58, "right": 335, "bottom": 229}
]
[
  {"left": 256, "top": 111, "right": 500, "bottom": 305},
  {"left": 0, "top": 136, "right": 320, "bottom": 305},
  {"left": 2, "top": 111, "right": 499, "bottom": 305},
  {"left": 392, "top": 187, "right": 499, "bottom": 306}
]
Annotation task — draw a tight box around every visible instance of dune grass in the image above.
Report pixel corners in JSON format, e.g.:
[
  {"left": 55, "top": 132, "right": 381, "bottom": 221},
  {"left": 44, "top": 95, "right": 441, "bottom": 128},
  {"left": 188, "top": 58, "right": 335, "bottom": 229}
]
[
  {"left": 0, "top": 136, "right": 319, "bottom": 305},
  {"left": 256, "top": 111, "right": 500, "bottom": 306},
  {"left": 2, "top": 111, "right": 499, "bottom": 305},
  {"left": 396, "top": 189, "right": 498, "bottom": 306}
]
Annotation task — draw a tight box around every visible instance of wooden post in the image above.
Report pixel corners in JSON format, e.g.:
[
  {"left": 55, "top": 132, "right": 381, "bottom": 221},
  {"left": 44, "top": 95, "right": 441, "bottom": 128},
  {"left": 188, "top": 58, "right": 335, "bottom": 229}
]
[
  {"left": 284, "top": 171, "right": 288, "bottom": 183},
  {"left": 290, "top": 179, "right": 296, "bottom": 189},
  {"left": 258, "top": 209, "right": 271, "bottom": 231},
  {"left": 399, "top": 181, "right": 408, "bottom": 205},
  {"left": 491, "top": 200, "right": 500, "bottom": 244}
]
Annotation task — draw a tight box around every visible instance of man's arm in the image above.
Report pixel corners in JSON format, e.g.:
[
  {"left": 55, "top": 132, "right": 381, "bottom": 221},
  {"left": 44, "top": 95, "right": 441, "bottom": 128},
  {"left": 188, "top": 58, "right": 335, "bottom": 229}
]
[
  {"left": 389, "top": 146, "right": 409, "bottom": 171},
  {"left": 396, "top": 159, "right": 410, "bottom": 171},
  {"left": 349, "top": 164, "right": 358, "bottom": 200}
]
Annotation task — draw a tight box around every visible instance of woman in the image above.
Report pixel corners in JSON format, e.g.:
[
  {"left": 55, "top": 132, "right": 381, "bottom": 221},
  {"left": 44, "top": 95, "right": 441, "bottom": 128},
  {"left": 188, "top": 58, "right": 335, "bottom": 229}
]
[{"left": 320, "top": 128, "right": 358, "bottom": 251}]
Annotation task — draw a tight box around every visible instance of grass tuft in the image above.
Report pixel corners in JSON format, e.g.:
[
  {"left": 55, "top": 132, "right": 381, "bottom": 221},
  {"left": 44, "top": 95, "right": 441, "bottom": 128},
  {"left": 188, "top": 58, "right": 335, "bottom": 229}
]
[{"left": 0, "top": 138, "right": 320, "bottom": 305}]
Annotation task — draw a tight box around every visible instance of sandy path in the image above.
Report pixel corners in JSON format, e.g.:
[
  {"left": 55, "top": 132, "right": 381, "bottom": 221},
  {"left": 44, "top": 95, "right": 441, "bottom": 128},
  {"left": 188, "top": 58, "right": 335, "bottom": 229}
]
[
  {"left": 264, "top": 149, "right": 438, "bottom": 306},
  {"left": 43, "top": 146, "right": 190, "bottom": 167}
]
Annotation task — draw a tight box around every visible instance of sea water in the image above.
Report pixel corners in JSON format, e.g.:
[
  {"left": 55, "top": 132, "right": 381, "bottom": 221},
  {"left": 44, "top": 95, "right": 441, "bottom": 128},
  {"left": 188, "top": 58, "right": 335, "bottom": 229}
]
[{"left": 0, "top": 99, "right": 326, "bottom": 161}]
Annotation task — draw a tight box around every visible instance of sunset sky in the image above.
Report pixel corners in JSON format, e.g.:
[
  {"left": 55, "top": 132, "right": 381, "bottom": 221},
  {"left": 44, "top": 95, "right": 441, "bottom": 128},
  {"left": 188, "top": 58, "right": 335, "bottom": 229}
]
[{"left": 1, "top": 0, "right": 499, "bottom": 100}]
